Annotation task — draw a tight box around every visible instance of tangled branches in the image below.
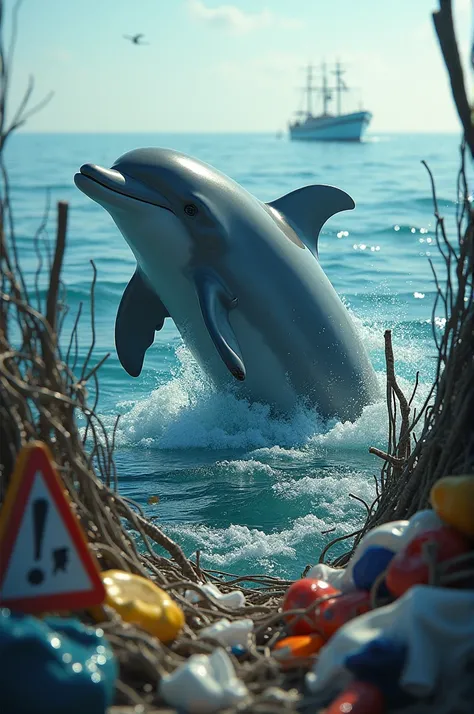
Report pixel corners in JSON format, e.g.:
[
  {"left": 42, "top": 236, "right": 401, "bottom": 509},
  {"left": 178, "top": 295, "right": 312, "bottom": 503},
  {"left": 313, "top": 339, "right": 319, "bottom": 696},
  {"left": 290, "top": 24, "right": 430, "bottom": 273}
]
[
  {"left": 320, "top": 143, "right": 473, "bottom": 568},
  {"left": 363, "top": 147, "right": 473, "bottom": 519}
]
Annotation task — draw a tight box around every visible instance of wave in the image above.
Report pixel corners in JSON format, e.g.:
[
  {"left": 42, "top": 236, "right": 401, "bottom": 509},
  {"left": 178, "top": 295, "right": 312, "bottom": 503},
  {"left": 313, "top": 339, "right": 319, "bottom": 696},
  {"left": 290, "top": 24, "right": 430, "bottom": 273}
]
[
  {"left": 165, "top": 485, "right": 374, "bottom": 577},
  {"left": 110, "top": 337, "right": 430, "bottom": 453},
  {"left": 112, "top": 349, "right": 325, "bottom": 451}
]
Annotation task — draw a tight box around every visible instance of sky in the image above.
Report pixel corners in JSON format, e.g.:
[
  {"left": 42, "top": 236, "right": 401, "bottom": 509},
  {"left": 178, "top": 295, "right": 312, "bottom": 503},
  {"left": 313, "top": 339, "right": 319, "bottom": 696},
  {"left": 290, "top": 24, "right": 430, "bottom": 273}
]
[{"left": 4, "top": 0, "right": 473, "bottom": 133}]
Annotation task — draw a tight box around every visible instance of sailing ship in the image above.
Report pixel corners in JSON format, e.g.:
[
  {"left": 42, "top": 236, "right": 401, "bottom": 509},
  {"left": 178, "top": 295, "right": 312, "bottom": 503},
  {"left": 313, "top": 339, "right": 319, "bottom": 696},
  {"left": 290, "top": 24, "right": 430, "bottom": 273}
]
[{"left": 289, "top": 62, "right": 372, "bottom": 142}]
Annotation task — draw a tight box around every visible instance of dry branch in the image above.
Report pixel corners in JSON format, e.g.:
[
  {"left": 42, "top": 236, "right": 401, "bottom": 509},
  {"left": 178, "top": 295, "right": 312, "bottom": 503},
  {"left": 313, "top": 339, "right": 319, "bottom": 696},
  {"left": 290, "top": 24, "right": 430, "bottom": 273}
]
[
  {"left": 432, "top": 0, "right": 474, "bottom": 157},
  {"left": 46, "top": 200, "right": 68, "bottom": 334}
]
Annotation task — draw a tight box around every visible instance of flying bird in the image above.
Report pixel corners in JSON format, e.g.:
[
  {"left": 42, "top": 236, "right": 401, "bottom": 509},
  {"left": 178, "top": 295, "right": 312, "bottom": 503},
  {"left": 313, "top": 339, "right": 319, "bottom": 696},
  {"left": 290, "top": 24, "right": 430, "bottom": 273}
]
[{"left": 123, "top": 34, "right": 148, "bottom": 45}]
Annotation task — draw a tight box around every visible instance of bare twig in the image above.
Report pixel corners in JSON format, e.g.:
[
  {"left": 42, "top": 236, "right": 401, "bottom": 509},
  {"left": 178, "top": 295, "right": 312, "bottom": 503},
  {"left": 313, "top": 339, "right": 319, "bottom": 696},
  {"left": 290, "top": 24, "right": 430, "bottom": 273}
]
[
  {"left": 368, "top": 447, "right": 405, "bottom": 467},
  {"left": 46, "top": 201, "right": 68, "bottom": 334}
]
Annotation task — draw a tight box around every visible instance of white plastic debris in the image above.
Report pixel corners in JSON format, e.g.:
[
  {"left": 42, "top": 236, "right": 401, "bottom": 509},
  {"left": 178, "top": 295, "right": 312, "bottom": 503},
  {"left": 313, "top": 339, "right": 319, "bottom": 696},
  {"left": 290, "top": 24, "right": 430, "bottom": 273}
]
[
  {"left": 339, "top": 519, "right": 409, "bottom": 591},
  {"left": 306, "top": 585, "right": 474, "bottom": 699},
  {"left": 159, "top": 647, "right": 249, "bottom": 714},
  {"left": 339, "top": 509, "right": 445, "bottom": 592},
  {"left": 198, "top": 618, "right": 254, "bottom": 648},
  {"left": 185, "top": 583, "right": 246, "bottom": 610},
  {"left": 305, "top": 563, "right": 348, "bottom": 591},
  {"left": 262, "top": 686, "right": 300, "bottom": 704},
  {"left": 400, "top": 508, "right": 444, "bottom": 546}
]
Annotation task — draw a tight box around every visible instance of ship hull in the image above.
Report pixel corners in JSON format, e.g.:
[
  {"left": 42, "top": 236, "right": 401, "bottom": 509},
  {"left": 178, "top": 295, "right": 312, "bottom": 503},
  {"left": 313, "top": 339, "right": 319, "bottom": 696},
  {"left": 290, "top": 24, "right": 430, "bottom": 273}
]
[{"left": 289, "top": 111, "right": 372, "bottom": 142}]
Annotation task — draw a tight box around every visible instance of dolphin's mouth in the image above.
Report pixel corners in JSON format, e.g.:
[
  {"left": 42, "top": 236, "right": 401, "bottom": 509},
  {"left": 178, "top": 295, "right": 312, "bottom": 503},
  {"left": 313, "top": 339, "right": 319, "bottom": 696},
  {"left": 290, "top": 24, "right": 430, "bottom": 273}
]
[{"left": 75, "top": 164, "right": 174, "bottom": 212}]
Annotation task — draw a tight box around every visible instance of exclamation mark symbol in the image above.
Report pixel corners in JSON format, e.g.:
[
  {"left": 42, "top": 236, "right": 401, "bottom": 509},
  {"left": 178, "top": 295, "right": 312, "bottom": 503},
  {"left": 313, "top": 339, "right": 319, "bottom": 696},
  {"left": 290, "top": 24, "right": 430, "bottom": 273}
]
[{"left": 27, "top": 499, "right": 48, "bottom": 586}]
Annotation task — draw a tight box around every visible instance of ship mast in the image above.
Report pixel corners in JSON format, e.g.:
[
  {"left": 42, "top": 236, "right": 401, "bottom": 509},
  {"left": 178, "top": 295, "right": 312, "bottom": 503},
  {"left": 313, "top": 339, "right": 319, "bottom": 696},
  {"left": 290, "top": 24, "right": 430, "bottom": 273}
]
[
  {"left": 299, "top": 63, "right": 347, "bottom": 119},
  {"left": 322, "top": 62, "right": 329, "bottom": 115},
  {"left": 306, "top": 64, "right": 313, "bottom": 117},
  {"left": 333, "top": 60, "right": 347, "bottom": 116}
]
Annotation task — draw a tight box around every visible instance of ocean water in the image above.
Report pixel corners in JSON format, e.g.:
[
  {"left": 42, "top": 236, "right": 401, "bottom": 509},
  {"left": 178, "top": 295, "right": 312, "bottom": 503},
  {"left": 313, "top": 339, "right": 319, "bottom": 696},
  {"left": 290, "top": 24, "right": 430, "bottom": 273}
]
[{"left": 6, "top": 131, "right": 465, "bottom": 578}]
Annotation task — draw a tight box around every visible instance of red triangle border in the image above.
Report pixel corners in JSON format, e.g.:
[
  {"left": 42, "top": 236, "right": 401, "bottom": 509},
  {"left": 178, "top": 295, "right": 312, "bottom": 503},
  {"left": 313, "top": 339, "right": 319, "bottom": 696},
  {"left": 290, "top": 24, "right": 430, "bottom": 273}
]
[{"left": 0, "top": 443, "right": 105, "bottom": 613}]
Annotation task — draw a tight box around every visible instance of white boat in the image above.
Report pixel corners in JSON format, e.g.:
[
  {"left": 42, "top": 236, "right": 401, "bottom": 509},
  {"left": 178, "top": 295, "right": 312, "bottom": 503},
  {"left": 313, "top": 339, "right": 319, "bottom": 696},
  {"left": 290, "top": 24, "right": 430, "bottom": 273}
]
[{"left": 289, "top": 62, "right": 372, "bottom": 142}]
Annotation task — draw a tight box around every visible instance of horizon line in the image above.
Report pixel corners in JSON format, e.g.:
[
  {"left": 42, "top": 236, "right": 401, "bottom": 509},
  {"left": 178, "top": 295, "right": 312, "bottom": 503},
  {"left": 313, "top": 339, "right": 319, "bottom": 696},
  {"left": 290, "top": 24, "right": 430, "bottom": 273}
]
[{"left": 17, "top": 129, "right": 461, "bottom": 136}]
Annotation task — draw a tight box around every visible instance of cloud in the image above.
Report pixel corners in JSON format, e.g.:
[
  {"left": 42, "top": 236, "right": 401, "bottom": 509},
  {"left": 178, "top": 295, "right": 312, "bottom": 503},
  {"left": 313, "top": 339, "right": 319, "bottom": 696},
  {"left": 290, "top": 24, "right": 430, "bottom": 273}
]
[{"left": 186, "top": 0, "right": 302, "bottom": 33}]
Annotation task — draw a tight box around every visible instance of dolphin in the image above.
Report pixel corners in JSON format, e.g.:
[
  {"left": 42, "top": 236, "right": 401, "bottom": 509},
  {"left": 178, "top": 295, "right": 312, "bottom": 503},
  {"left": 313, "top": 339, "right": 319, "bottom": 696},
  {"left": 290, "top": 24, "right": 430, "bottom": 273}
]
[{"left": 74, "top": 148, "right": 379, "bottom": 420}]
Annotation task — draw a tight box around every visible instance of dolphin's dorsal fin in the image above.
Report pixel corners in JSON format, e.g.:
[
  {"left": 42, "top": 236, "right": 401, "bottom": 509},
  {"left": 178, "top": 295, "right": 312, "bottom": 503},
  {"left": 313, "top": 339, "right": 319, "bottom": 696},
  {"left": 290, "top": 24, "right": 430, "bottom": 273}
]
[
  {"left": 115, "top": 269, "right": 169, "bottom": 377},
  {"left": 267, "top": 185, "right": 355, "bottom": 258},
  {"left": 194, "top": 269, "right": 246, "bottom": 381}
]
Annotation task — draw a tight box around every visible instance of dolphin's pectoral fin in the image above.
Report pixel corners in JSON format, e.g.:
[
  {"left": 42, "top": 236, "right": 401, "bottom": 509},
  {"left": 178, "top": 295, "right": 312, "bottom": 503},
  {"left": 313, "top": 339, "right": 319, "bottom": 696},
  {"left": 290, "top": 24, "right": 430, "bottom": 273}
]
[
  {"left": 115, "top": 269, "right": 169, "bottom": 377},
  {"left": 194, "top": 269, "right": 246, "bottom": 381},
  {"left": 267, "top": 185, "right": 355, "bottom": 258}
]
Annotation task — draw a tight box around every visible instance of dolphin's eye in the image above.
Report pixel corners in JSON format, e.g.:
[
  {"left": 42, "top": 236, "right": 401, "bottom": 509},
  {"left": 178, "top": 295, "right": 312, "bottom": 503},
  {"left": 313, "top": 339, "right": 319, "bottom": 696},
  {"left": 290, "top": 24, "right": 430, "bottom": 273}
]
[{"left": 184, "top": 203, "right": 198, "bottom": 217}]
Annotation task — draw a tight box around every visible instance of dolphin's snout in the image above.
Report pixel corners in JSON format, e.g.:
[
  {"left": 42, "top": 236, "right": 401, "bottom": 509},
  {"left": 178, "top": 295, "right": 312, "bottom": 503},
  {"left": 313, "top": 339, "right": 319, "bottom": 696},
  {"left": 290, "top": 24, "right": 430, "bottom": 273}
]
[
  {"left": 74, "top": 163, "right": 173, "bottom": 211},
  {"left": 79, "top": 163, "right": 126, "bottom": 187}
]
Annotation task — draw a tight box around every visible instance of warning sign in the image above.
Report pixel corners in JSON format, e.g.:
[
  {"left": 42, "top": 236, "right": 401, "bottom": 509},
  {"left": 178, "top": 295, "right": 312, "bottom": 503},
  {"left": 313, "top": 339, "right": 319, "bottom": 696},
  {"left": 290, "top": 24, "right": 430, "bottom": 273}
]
[{"left": 0, "top": 442, "right": 105, "bottom": 613}]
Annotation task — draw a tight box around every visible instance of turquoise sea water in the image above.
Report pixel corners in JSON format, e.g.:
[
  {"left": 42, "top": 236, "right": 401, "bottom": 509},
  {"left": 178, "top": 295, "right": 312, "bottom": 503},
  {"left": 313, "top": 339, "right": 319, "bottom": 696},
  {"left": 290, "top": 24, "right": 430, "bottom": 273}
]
[{"left": 6, "top": 131, "right": 464, "bottom": 578}]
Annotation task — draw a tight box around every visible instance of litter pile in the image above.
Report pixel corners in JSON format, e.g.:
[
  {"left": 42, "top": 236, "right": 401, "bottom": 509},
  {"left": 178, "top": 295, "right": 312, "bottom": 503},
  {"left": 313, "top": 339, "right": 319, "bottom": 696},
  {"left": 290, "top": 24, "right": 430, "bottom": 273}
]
[{"left": 0, "top": 439, "right": 473, "bottom": 714}]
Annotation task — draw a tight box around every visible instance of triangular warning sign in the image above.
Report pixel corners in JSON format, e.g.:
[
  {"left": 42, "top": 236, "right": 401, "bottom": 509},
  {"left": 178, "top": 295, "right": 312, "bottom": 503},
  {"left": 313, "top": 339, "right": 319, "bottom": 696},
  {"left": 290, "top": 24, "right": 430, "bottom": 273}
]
[{"left": 0, "top": 442, "right": 105, "bottom": 613}]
